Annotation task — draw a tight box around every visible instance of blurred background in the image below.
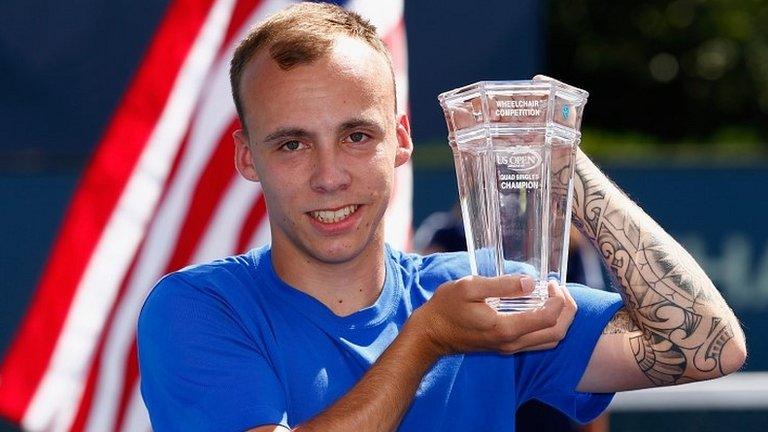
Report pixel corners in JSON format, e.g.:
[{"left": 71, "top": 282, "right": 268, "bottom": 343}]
[{"left": 1, "top": 0, "right": 766, "bottom": 431}]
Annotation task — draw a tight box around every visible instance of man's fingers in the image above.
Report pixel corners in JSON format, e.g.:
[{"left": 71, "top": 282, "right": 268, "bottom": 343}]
[
  {"left": 504, "top": 312, "right": 570, "bottom": 352},
  {"left": 500, "top": 326, "right": 562, "bottom": 354},
  {"left": 513, "top": 342, "right": 558, "bottom": 352},
  {"left": 547, "top": 280, "right": 564, "bottom": 299},
  {"left": 493, "top": 294, "right": 566, "bottom": 340},
  {"left": 499, "top": 284, "right": 577, "bottom": 353},
  {"left": 487, "top": 280, "right": 566, "bottom": 341},
  {"left": 560, "top": 284, "right": 577, "bottom": 316},
  {"left": 462, "top": 274, "right": 536, "bottom": 301},
  {"left": 550, "top": 282, "right": 577, "bottom": 323}
]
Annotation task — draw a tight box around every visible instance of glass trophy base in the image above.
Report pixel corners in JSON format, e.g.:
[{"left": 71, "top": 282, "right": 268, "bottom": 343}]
[
  {"left": 485, "top": 296, "right": 547, "bottom": 313},
  {"left": 485, "top": 281, "right": 549, "bottom": 313}
]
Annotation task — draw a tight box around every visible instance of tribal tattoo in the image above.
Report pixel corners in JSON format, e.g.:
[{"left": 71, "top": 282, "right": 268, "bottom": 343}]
[{"left": 572, "top": 151, "right": 740, "bottom": 386}]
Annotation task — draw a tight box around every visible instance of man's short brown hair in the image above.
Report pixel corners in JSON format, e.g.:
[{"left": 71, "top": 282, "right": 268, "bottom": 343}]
[{"left": 230, "top": 2, "right": 395, "bottom": 134}]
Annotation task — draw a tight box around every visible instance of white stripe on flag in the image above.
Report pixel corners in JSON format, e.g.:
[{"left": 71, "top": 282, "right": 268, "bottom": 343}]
[
  {"left": 21, "top": 1, "right": 238, "bottom": 431},
  {"left": 118, "top": 382, "right": 150, "bottom": 432},
  {"left": 385, "top": 160, "right": 413, "bottom": 249},
  {"left": 192, "top": 176, "right": 263, "bottom": 264},
  {"left": 381, "top": 19, "right": 411, "bottom": 249},
  {"left": 346, "top": 0, "right": 404, "bottom": 40},
  {"left": 248, "top": 213, "right": 274, "bottom": 250}
]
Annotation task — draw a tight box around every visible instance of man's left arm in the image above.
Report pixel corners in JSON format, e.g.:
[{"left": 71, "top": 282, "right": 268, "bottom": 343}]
[{"left": 571, "top": 149, "right": 747, "bottom": 392}]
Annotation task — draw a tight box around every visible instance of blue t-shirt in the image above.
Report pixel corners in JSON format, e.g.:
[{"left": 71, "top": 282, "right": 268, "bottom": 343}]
[{"left": 138, "top": 245, "right": 623, "bottom": 431}]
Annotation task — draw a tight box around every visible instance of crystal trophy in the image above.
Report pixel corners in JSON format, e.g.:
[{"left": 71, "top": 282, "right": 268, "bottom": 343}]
[{"left": 438, "top": 75, "right": 589, "bottom": 312}]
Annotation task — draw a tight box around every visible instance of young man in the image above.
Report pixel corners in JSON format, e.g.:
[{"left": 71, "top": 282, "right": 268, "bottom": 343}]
[{"left": 137, "top": 3, "right": 747, "bottom": 431}]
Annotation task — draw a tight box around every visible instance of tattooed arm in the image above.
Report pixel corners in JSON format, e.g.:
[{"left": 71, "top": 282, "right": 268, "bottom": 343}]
[{"left": 571, "top": 149, "right": 747, "bottom": 392}]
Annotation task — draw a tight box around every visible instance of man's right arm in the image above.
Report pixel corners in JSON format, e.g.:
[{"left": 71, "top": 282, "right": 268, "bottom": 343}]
[{"left": 248, "top": 276, "right": 576, "bottom": 432}]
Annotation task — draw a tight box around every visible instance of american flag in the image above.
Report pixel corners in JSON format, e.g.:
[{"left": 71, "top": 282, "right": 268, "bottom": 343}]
[{"left": 0, "top": 0, "right": 411, "bottom": 430}]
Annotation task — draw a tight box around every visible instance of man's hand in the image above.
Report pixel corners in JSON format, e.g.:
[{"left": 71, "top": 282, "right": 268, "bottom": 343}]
[{"left": 409, "top": 275, "right": 577, "bottom": 358}]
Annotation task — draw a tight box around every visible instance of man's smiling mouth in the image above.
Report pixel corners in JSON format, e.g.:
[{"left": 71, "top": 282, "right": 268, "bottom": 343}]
[{"left": 309, "top": 205, "right": 360, "bottom": 223}]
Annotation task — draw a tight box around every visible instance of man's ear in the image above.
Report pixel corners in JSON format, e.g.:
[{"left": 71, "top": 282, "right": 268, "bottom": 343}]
[
  {"left": 233, "top": 129, "right": 260, "bottom": 182},
  {"left": 394, "top": 113, "right": 413, "bottom": 167}
]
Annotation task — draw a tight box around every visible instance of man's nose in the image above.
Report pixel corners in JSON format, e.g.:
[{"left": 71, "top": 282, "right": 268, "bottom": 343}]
[{"left": 309, "top": 146, "right": 351, "bottom": 193}]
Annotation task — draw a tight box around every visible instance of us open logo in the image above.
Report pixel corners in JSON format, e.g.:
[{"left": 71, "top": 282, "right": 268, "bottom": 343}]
[{"left": 496, "top": 150, "right": 541, "bottom": 171}]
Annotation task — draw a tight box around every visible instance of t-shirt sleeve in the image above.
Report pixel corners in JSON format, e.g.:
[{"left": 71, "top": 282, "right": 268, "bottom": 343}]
[
  {"left": 515, "top": 284, "right": 623, "bottom": 424},
  {"left": 137, "top": 273, "right": 288, "bottom": 432}
]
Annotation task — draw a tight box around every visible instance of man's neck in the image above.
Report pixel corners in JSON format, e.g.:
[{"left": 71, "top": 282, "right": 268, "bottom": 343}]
[{"left": 270, "top": 241, "right": 387, "bottom": 317}]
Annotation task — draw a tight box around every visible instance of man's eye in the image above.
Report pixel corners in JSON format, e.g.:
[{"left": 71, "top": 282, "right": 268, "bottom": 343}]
[
  {"left": 281, "top": 140, "right": 303, "bottom": 151},
  {"left": 348, "top": 132, "right": 367, "bottom": 143}
]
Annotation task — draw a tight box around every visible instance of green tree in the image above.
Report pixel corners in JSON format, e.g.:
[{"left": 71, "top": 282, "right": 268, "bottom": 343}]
[{"left": 546, "top": 0, "right": 768, "bottom": 151}]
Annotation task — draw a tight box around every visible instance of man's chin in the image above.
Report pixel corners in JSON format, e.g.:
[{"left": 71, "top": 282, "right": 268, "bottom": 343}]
[
  {"left": 305, "top": 243, "right": 374, "bottom": 265},
  {"left": 271, "top": 218, "right": 385, "bottom": 266}
]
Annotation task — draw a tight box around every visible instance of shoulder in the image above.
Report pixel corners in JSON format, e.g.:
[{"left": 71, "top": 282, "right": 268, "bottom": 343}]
[
  {"left": 137, "top": 248, "right": 289, "bottom": 431},
  {"left": 138, "top": 247, "right": 269, "bottom": 343},
  {"left": 386, "top": 247, "right": 472, "bottom": 289},
  {"left": 169, "top": 248, "right": 261, "bottom": 289},
  {"left": 141, "top": 254, "right": 248, "bottom": 309},
  {"left": 137, "top": 250, "right": 276, "bottom": 381}
]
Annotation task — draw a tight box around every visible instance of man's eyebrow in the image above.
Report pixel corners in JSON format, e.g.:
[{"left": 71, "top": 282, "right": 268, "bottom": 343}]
[
  {"left": 262, "top": 127, "right": 313, "bottom": 143},
  {"left": 338, "top": 118, "right": 385, "bottom": 134}
]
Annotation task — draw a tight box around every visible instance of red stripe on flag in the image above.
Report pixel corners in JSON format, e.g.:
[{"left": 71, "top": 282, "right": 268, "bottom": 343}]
[
  {"left": 113, "top": 342, "right": 140, "bottom": 432},
  {"left": 166, "top": 119, "right": 239, "bottom": 272},
  {"left": 0, "top": 0, "right": 218, "bottom": 421},
  {"left": 236, "top": 194, "right": 268, "bottom": 253}
]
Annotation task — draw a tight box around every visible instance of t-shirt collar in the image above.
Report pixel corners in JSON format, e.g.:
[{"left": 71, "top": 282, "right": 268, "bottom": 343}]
[{"left": 251, "top": 245, "right": 402, "bottom": 332}]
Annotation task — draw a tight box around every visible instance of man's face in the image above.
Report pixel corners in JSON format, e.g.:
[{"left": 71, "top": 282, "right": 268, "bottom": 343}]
[{"left": 234, "top": 36, "right": 412, "bottom": 266}]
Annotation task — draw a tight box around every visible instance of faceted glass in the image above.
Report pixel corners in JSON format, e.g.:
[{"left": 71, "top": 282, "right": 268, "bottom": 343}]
[{"left": 438, "top": 76, "right": 588, "bottom": 312}]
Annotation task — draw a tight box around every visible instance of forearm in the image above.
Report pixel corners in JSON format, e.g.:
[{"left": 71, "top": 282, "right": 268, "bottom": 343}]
[
  {"left": 295, "top": 314, "right": 440, "bottom": 432},
  {"left": 571, "top": 149, "right": 746, "bottom": 385}
]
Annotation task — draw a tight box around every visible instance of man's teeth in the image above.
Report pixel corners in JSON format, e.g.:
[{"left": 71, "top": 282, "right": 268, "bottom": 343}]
[{"left": 310, "top": 205, "right": 359, "bottom": 223}]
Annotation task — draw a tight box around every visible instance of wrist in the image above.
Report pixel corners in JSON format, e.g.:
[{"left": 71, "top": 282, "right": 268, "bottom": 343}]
[{"left": 403, "top": 307, "right": 447, "bottom": 364}]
